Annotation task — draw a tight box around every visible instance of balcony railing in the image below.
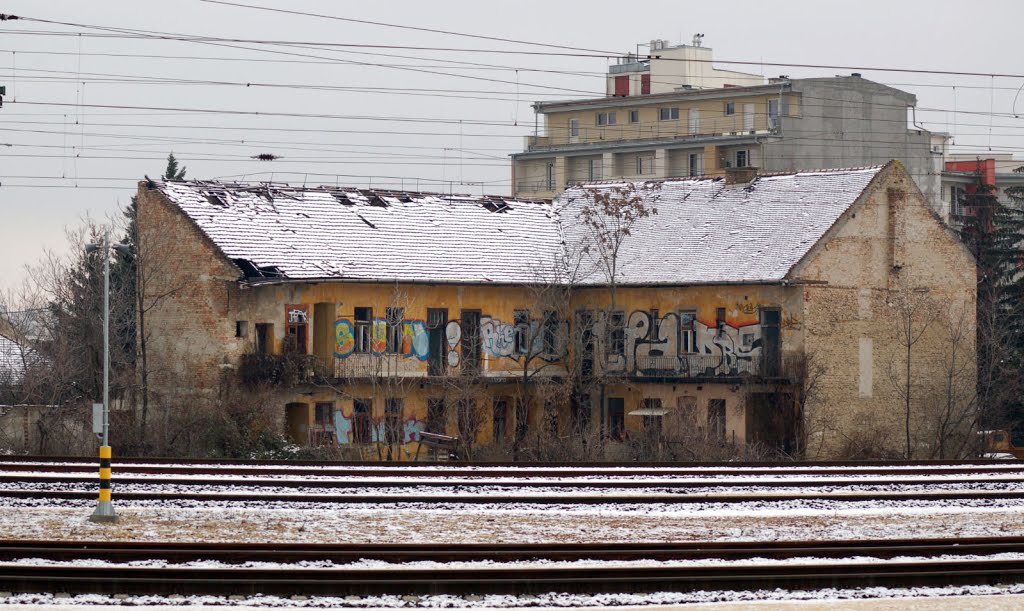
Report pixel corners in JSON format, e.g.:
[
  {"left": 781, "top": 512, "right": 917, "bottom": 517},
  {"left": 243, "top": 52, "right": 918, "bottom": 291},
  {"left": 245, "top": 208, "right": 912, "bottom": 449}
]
[
  {"left": 635, "top": 353, "right": 760, "bottom": 378},
  {"left": 525, "top": 117, "right": 771, "bottom": 151},
  {"left": 239, "top": 353, "right": 325, "bottom": 387}
]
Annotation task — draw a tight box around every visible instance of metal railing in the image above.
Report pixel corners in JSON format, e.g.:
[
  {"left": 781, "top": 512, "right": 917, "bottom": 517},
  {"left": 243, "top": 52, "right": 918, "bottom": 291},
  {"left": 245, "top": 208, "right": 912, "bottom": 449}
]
[
  {"left": 635, "top": 353, "right": 761, "bottom": 378},
  {"left": 526, "top": 117, "right": 770, "bottom": 151}
]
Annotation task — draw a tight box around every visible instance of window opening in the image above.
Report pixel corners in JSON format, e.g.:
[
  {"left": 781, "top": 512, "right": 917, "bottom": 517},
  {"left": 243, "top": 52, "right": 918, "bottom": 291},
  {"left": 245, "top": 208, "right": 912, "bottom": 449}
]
[{"left": 354, "top": 307, "right": 372, "bottom": 353}]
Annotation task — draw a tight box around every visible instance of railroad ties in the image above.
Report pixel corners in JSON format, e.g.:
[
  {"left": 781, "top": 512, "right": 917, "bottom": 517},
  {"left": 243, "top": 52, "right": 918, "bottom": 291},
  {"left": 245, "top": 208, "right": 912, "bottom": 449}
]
[{"left": 1, "top": 457, "right": 1024, "bottom": 599}]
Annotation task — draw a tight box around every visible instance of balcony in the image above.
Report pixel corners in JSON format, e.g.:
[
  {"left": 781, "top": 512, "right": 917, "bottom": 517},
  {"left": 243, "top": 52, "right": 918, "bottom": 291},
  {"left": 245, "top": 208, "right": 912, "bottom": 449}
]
[
  {"left": 634, "top": 353, "right": 761, "bottom": 379},
  {"left": 523, "top": 117, "right": 771, "bottom": 152},
  {"left": 239, "top": 353, "right": 330, "bottom": 387}
]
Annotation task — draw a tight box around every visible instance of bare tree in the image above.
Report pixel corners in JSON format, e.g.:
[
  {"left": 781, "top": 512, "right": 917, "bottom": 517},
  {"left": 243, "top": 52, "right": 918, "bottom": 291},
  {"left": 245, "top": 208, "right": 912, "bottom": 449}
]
[
  {"left": 886, "top": 280, "right": 938, "bottom": 459},
  {"left": 576, "top": 182, "right": 658, "bottom": 310}
]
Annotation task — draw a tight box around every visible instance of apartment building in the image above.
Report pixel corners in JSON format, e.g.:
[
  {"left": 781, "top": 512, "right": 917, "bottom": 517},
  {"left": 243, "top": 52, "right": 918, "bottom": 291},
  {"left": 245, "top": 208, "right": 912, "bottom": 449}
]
[
  {"left": 941, "top": 154, "right": 1024, "bottom": 222},
  {"left": 137, "top": 162, "right": 975, "bottom": 460},
  {"left": 512, "top": 38, "right": 944, "bottom": 210}
]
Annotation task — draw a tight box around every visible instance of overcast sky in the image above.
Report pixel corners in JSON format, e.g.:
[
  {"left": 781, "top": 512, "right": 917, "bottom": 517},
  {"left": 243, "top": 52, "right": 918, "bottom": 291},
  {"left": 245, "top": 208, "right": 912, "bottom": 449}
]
[{"left": 2, "top": 0, "right": 1023, "bottom": 292}]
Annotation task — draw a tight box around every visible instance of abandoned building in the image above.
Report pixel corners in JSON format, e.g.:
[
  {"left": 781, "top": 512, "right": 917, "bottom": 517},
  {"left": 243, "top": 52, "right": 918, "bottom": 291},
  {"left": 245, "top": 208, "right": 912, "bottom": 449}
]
[{"left": 136, "top": 161, "right": 976, "bottom": 460}]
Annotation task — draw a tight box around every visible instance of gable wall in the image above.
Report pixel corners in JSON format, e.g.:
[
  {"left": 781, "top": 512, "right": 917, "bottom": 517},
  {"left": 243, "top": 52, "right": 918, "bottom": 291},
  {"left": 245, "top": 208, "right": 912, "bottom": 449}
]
[{"left": 792, "top": 165, "right": 977, "bottom": 458}]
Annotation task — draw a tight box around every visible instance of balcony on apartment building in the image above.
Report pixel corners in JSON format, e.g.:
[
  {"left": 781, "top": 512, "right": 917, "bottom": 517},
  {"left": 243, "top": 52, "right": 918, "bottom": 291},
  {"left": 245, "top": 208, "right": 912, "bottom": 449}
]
[{"left": 524, "top": 117, "right": 771, "bottom": 154}]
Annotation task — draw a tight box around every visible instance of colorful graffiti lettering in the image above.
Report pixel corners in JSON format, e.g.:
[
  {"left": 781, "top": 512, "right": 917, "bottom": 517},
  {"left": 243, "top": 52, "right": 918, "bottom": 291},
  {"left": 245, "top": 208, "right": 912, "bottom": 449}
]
[
  {"left": 331, "top": 407, "right": 424, "bottom": 445},
  {"left": 334, "top": 320, "right": 355, "bottom": 357},
  {"left": 370, "top": 319, "right": 387, "bottom": 354},
  {"left": 402, "top": 320, "right": 429, "bottom": 361},
  {"left": 334, "top": 318, "right": 430, "bottom": 360}
]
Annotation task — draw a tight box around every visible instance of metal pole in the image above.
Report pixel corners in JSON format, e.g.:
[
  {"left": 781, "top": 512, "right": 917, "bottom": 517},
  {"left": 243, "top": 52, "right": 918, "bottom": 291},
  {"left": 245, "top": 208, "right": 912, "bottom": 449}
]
[{"left": 91, "top": 229, "right": 117, "bottom": 522}]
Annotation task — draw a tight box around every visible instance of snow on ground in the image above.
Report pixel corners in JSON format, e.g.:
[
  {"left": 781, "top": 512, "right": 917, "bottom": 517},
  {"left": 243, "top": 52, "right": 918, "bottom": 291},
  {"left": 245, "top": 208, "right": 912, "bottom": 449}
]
[
  {"left": 4, "top": 481, "right": 1022, "bottom": 498},
  {"left": 2, "top": 584, "right": 1024, "bottom": 609},
  {"left": 2, "top": 497, "right": 1023, "bottom": 544}
]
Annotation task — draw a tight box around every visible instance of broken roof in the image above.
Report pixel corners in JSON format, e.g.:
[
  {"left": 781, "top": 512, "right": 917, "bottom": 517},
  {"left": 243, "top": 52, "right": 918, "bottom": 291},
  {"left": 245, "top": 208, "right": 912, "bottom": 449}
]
[{"left": 152, "top": 166, "right": 884, "bottom": 286}]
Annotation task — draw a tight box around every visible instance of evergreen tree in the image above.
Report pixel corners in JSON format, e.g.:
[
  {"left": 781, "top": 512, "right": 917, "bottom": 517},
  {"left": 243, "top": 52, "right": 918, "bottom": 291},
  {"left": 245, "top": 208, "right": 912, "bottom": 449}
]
[
  {"left": 957, "top": 164, "right": 1024, "bottom": 435},
  {"left": 163, "top": 153, "right": 187, "bottom": 180}
]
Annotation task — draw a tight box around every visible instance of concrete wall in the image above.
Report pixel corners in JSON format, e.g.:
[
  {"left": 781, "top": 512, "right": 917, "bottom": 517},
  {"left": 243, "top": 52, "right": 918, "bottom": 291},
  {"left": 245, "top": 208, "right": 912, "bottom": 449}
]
[
  {"left": 791, "top": 163, "right": 976, "bottom": 458},
  {"left": 765, "top": 77, "right": 941, "bottom": 207}
]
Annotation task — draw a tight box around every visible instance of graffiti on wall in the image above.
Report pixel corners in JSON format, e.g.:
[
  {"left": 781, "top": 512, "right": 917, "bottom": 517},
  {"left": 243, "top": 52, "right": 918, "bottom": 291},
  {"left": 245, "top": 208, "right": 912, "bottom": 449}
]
[
  {"left": 330, "top": 308, "right": 764, "bottom": 376},
  {"left": 334, "top": 318, "right": 429, "bottom": 359},
  {"left": 332, "top": 407, "right": 425, "bottom": 445},
  {"left": 603, "top": 309, "right": 763, "bottom": 376},
  {"left": 445, "top": 320, "right": 461, "bottom": 367}
]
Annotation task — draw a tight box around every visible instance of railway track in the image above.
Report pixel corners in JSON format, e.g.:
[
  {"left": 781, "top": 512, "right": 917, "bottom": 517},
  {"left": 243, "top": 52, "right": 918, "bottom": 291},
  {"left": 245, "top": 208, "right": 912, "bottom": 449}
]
[
  {"left": 3, "top": 456, "right": 1023, "bottom": 480},
  {"left": 4, "top": 458, "right": 1022, "bottom": 505},
  {"left": 6, "top": 488, "right": 1024, "bottom": 505},
  {"left": 4, "top": 473, "right": 1024, "bottom": 489},
  {"left": 1, "top": 538, "right": 1023, "bottom": 596}
]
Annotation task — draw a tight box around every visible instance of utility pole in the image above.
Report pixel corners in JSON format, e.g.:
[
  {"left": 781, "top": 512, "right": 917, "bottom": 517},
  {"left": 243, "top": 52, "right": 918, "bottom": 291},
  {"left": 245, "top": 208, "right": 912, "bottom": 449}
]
[{"left": 86, "top": 230, "right": 132, "bottom": 523}]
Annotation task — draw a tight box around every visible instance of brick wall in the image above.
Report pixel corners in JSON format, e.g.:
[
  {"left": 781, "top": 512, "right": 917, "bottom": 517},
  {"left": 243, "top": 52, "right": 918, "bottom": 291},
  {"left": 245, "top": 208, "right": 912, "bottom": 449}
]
[
  {"left": 136, "top": 183, "right": 245, "bottom": 399},
  {"left": 793, "top": 164, "right": 977, "bottom": 458}
]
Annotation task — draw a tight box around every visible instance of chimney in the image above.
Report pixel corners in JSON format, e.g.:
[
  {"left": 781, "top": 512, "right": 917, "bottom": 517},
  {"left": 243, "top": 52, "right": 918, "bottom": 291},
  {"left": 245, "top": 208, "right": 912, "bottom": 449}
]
[{"left": 724, "top": 166, "right": 758, "bottom": 186}]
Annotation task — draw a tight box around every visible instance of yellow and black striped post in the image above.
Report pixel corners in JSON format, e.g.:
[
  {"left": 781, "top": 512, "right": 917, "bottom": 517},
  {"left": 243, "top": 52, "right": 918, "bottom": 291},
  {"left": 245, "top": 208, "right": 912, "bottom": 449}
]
[{"left": 89, "top": 445, "right": 117, "bottom": 522}]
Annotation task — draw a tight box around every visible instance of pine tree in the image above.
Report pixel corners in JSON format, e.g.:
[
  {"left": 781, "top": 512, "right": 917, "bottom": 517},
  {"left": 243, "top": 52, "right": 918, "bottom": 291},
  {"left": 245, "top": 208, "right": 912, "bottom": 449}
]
[
  {"left": 957, "top": 164, "right": 1024, "bottom": 435},
  {"left": 163, "top": 153, "right": 187, "bottom": 180}
]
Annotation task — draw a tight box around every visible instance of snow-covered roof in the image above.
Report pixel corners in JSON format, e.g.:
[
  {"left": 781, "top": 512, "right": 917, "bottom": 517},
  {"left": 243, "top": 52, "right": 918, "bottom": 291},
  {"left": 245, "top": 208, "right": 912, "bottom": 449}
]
[
  {"left": 561, "top": 166, "right": 884, "bottom": 284},
  {"left": 157, "top": 182, "right": 562, "bottom": 284},
  {"left": 153, "top": 166, "right": 883, "bottom": 286}
]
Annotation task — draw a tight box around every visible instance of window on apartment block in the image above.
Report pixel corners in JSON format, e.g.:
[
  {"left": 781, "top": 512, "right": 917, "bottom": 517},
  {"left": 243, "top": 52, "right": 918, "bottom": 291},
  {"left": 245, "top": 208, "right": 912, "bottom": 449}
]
[
  {"left": 385, "top": 307, "right": 405, "bottom": 354},
  {"left": 354, "top": 307, "right": 372, "bottom": 353},
  {"left": 493, "top": 398, "right": 508, "bottom": 442},
  {"left": 688, "top": 152, "right": 703, "bottom": 176},
  {"left": 569, "top": 118, "right": 580, "bottom": 138},
  {"left": 514, "top": 309, "right": 530, "bottom": 355},
  {"left": 542, "top": 310, "right": 559, "bottom": 355},
  {"left": 384, "top": 398, "right": 404, "bottom": 446},
  {"left": 629, "top": 110, "right": 640, "bottom": 123},
  {"left": 950, "top": 185, "right": 967, "bottom": 217},
  {"left": 352, "top": 399, "right": 372, "bottom": 444},
  {"left": 735, "top": 149, "right": 750, "bottom": 168},
  {"left": 235, "top": 320, "right": 248, "bottom": 338},
  {"left": 659, "top": 107, "right": 680, "bottom": 121},
  {"left": 426, "top": 398, "right": 446, "bottom": 434},
  {"left": 636, "top": 152, "right": 655, "bottom": 175},
  {"left": 640, "top": 74, "right": 651, "bottom": 95},
  {"left": 588, "top": 158, "right": 603, "bottom": 181},
  {"left": 608, "top": 310, "right": 625, "bottom": 356},
  {"left": 688, "top": 108, "right": 700, "bottom": 134},
  {"left": 680, "top": 310, "right": 696, "bottom": 353},
  {"left": 724, "top": 101, "right": 736, "bottom": 116},
  {"left": 545, "top": 162, "right": 555, "bottom": 190},
  {"left": 597, "top": 111, "right": 616, "bottom": 126},
  {"left": 285, "top": 304, "right": 309, "bottom": 354}
]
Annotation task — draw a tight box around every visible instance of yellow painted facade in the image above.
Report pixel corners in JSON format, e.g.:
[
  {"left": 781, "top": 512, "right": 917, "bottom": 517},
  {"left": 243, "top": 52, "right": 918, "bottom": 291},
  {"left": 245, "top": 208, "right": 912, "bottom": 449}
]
[
  {"left": 236, "top": 281, "right": 800, "bottom": 459},
  {"left": 538, "top": 94, "right": 798, "bottom": 148}
]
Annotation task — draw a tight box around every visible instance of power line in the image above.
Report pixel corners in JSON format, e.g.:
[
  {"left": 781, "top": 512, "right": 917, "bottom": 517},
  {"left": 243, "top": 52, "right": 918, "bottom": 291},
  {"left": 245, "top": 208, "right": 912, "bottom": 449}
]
[
  {"left": 9, "top": 17, "right": 1024, "bottom": 81},
  {"left": 197, "top": 0, "right": 619, "bottom": 55}
]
